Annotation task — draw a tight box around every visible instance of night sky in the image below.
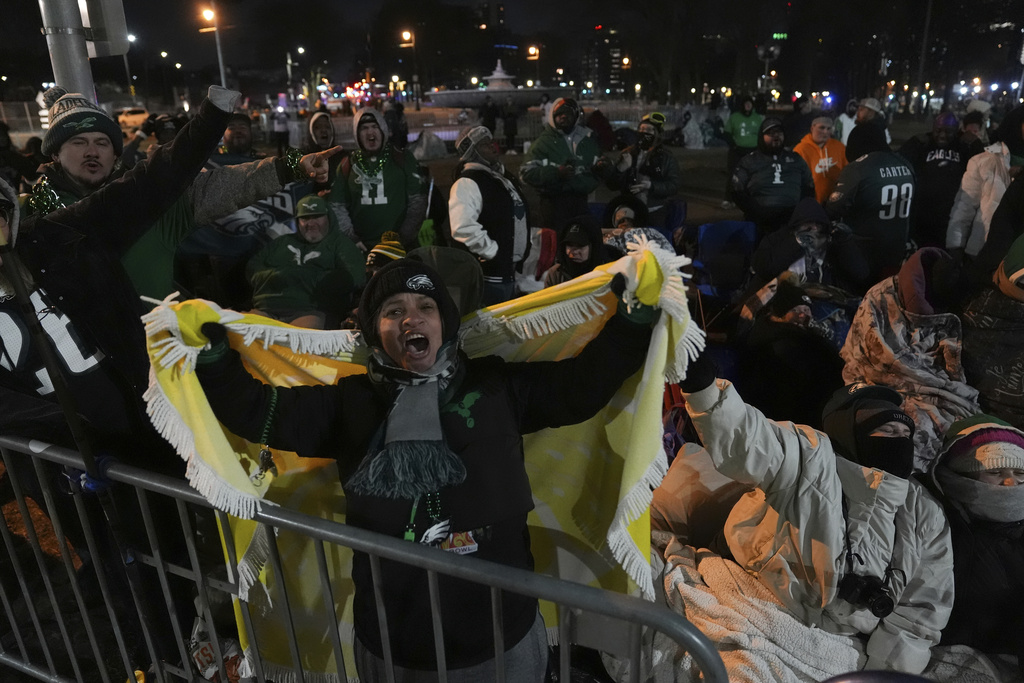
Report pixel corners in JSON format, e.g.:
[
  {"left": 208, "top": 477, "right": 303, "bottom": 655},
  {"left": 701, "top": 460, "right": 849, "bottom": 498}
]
[{"left": 4, "top": 0, "right": 575, "bottom": 90}]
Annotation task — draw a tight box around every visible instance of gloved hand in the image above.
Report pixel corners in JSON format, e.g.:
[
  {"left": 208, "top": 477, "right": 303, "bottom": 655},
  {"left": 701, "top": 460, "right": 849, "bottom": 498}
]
[
  {"left": 140, "top": 113, "right": 158, "bottom": 138},
  {"left": 198, "top": 322, "right": 230, "bottom": 364},
  {"left": 610, "top": 273, "right": 660, "bottom": 326},
  {"left": 678, "top": 346, "right": 717, "bottom": 394},
  {"left": 206, "top": 85, "right": 242, "bottom": 113}
]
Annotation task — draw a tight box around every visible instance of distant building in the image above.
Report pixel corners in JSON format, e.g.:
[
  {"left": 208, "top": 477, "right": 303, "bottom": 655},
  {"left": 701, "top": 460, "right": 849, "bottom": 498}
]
[{"left": 583, "top": 26, "right": 625, "bottom": 98}]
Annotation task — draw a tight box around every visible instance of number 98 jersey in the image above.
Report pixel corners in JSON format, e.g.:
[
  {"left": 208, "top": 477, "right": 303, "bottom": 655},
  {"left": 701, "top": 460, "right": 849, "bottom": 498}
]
[{"left": 826, "top": 150, "right": 917, "bottom": 246}]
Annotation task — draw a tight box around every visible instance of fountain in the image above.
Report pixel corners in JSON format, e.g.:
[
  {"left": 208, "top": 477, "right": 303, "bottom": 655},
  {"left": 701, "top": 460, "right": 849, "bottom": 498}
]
[{"left": 428, "top": 59, "right": 572, "bottom": 109}]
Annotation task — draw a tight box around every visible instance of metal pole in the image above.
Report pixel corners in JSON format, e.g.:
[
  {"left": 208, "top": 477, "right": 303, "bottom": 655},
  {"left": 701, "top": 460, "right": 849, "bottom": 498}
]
[
  {"left": 413, "top": 36, "right": 421, "bottom": 111},
  {"left": 122, "top": 53, "right": 135, "bottom": 99},
  {"left": 914, "top": 0, "right": 933, "bottom": 116},
  {"left": 210, "top": 0, "right": 227, "bottom": 88},
  {"left": 37, "top": 0, "right": 96, "bottom": 99}
]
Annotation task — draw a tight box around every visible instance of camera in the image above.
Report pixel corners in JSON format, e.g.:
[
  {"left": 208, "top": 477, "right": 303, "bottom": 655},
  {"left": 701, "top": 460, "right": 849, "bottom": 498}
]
[{"left": 837, "top": 573, "right": 895, "bottom": 618}]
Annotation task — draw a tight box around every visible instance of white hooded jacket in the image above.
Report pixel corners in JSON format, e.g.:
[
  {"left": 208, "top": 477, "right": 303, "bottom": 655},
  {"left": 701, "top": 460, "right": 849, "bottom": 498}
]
[{"left": 684, "top": 379, "right": 954, "bottom": 674}]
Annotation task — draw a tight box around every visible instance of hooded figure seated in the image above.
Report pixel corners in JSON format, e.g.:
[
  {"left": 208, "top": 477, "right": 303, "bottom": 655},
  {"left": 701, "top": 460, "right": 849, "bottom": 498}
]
[
  {"left": 246, "top": 194, "right": 366, "bottom": 328},
  {"left": 600, "top": 193, "right": 674, "bottom": 258},
  {"left": 680, "top": 359, "right": 954, "bottom": 675},
  {"left": 542, "top": 214, "right": 613, "bottom": 287},
  {"left": 736, "top": 280, "right": 845, "bottom": 429},
  {"left": 750, "top": 197, "right": 868, "bottom": 294},
  {"left": 841, "top": 247, "right": 980, "bottom": 470},
  {"left": 927, "top": 415, "right": 1024, "bottom": 674},
  {"left": 960, "top": 232, "right": 1024, "bottom": 427}
]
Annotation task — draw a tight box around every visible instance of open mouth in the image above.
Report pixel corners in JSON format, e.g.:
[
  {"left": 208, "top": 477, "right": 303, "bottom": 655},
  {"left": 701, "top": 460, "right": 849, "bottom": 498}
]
[{"left": 405, "top": 334, "right": 429, "bottom": 354}]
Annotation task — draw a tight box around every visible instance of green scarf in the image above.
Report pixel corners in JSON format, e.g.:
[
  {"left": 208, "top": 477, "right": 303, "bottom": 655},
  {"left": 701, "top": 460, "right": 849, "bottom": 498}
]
[{"left": 345, "top": 342, "right": 466, "bottom": 499}]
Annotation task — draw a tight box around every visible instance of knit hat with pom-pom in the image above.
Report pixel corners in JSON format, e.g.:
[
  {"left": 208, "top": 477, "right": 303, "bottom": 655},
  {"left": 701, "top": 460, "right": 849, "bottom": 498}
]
[{"left": 41, "top": 86, "right": 123, "bottom": 156}]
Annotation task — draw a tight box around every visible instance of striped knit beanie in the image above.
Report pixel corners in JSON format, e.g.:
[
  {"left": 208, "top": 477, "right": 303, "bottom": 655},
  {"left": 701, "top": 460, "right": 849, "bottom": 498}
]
[
  {"left": 366, "top": 231, "right": 406, "bottom": 266},
  {"left": 41, "top": 86, "right": 123, "bottom": 156},
  {"left": 943, "top": 414, "right": 1024, "bottom": 474}
]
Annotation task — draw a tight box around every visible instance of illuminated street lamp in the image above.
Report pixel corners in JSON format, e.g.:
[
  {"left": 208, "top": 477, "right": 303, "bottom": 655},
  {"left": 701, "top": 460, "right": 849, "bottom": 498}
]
[
  {"left": 527, "top": 45, "right": 540, "bottom": 83},
  {"left": 123, "top": 33, "right": 137, "bottom": 99},
  {"left": 201, "top": 4, "right": 227, "bottom": 87},
  {"left": 399, "top": 29, "right": 420, "bottom": 110}
]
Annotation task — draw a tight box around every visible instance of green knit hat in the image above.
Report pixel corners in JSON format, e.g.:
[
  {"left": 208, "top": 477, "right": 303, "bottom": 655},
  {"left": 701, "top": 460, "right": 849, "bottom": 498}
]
[{"left": 41, "top": 86, "right": 124, "bottom": 156}]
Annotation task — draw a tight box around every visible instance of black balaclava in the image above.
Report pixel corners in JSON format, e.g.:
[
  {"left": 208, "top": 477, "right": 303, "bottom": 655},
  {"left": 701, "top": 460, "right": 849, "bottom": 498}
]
[{"left": 822, "top": 385, "right": 916, "bottom": 478}]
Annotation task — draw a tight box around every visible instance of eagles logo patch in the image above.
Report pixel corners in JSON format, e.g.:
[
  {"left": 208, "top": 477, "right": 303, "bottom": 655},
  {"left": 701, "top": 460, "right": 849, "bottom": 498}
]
[{"left": 406, "top": 274, "right": 434, "bottom": 291}]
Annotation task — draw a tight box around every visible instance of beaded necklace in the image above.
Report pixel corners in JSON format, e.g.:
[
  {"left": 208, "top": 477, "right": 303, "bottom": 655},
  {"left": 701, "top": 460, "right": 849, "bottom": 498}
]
[
  {"left": 353, "top": 149, "right": 388, "bottom": 176},
  {"left": 403, "top": 491, "right": 444, "bottom": 542}
]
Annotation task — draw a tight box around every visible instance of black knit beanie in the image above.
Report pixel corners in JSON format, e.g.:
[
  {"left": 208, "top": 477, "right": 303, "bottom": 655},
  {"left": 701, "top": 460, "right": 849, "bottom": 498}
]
[{"left": 358, "top": 259, "right": 461, "bottom": 349}]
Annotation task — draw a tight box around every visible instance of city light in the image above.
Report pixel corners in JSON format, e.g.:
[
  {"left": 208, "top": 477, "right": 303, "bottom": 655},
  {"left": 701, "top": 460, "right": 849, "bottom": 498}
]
[
  {"left": 526, "top": 79, "right": 534, "bottom": 87},
  {"left": 392, "top": 75, "right": 399, "bottom": 82},
  {"left": 175, "top": 62, "right": 182, "bottom": 69},
  {"left": 202, "top": 9, "right": 214, "bottom": 21},
  {"left": 1014, "top": 82, "right": 1021, "bottom": 90},
  {"left": 960, "top": 86, "right": 968, "bottom": 95},
  {"left": 622, "top": 57, "right": 630, "bottom": 66},
  {"left": 161, "top": 51, "right": 168, "bottom": 58},
  {"left": 586, "top": 81, "right": 593, "bottom": 89},
  {"left": 470, "top": 76, "right": 478, "bottom": 85},
  {"left": 991, "top": 83, "right": 999, "bottom": 91},
  {"left": 635, "top": 83, "right": 641, "bottom": 91},
  {"left": 297, "top": 46, "right": 305, "bottom": 55},
  {"left": 527, "top": 46, "right": 539, "bottom": 61},
  {"left": 402, "top": 30, "right": 412, "bottom": 42},
  {"left": 127, "top": 34, "right": 136, "bottom": 42}
]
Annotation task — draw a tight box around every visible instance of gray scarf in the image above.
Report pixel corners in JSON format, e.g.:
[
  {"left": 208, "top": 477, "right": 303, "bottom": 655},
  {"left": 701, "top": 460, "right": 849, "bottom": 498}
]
[
  {"left": 936, "top": 466, "right": 1024, "bottom": 523},
  {"left": 345, "top": 342, "right": 466, "bottom": 499}
]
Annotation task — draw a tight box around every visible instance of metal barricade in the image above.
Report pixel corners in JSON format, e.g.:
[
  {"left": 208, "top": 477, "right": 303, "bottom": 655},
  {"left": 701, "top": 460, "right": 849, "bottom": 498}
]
[{"left": 0, "top": 435, "right": 727, "bottom": 683}]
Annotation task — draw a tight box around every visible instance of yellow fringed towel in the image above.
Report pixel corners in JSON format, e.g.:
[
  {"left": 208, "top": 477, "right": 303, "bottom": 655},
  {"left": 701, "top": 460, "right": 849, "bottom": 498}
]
[{"left": 143, "top": 238, "right": 703, "bottom": 682}]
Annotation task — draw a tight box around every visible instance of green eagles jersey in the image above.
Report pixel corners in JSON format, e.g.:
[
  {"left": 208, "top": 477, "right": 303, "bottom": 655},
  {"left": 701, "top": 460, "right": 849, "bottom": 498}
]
[
  {"left": 724, "top": 112, "right": 764, "bottom": 149},
  {"left": 826, "top": 151, "right": 916, "bottom": 246},
  {"left": 330, "top": 148, "right": 426, "bottom": 247}
]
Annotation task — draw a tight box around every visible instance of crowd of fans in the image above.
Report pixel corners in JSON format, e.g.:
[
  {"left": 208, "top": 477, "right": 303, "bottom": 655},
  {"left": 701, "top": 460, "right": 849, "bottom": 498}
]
[{"left": 2, "top": 81, "right": 1024, "bottom": 682}]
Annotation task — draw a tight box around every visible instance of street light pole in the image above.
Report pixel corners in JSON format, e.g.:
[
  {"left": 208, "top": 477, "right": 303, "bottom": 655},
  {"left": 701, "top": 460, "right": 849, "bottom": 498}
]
[
  {"left": 123, "top": 34, "right": 136, "bottom": 100},
  {"left": 207, "top": 2, "right": 227, "bottom": 88},
  {"left": 37, "top": 0, "right": 95, "bottom": 97},
  {"left": 401, "top": 30, "right": 420, "bottom": 111}
]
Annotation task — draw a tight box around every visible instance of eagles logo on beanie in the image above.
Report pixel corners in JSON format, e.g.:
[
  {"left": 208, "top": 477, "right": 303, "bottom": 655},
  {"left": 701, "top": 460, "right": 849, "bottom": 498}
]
[
  {"left": 41, "top": 86, "right": 124, "bottom": 157},
  {"left": 357, "top": 259, "right": 460, "bottom": 348}
]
